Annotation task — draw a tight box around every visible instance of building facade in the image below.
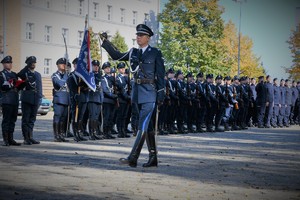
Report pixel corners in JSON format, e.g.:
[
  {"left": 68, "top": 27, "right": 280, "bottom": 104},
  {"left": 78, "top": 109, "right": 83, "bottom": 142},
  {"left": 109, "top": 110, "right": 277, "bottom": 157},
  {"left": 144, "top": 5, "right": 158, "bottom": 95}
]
[{"left": 0, "top": 0, "right": 160, "bottom": 76}]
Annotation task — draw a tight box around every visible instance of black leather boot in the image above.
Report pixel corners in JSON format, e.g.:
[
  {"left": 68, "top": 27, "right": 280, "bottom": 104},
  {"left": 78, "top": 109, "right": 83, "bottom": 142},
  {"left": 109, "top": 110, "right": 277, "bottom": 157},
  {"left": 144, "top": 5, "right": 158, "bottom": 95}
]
[
  {"left": 119, "top": 130, "right": 146, "bottom": 167},
  {"left": 224, "top": 123, "right": 230, "bottom": 131},
  {"left": 123, "top": 128, "right": 131, "bottom": 138},
  {"left": 77, "top": 120, "right": 87, "bottom": 141},
  {"left": 53, "top": 122, "right": 62, "bottom": 142},
  {"left": 72, "top": 122, "right": 81, "bottom": 142},
  {"left": 143, "top": 132, "right": 158, "bottom": 168},
  {"left": 2, "top": 132, "right": 10, "bottom": 146},
  {"left": 29, "top": 130, "right": 40, "bottom": 144},
  {"left": 23, "top": 131, "right": 32, "bottom": 145},
  {"left": 214, "top": 126, "right": 224, "bottom": 132},
  {"left": 88, "top": 120, "right": 96, "bottom": 140},
  {"left": 92, "top": 121, "right": 103, "bottom": 140},
  {"left": 117, "top": 125, "right": 125, "bottom": 138},
  {"left": 59, "top": 122, "right": 69, "bottom": 142},
  {"left": 104, "top": 126, "right": 115, "bottom": 139},
  {"left": 8, "top": 132, "right": 21, "bottom": 146}
]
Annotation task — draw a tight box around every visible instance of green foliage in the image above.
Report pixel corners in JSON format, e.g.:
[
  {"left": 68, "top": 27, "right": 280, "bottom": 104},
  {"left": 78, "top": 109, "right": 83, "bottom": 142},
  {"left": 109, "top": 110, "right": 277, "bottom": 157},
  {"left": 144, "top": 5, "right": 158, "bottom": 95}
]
[
  {"left": 89, "top": 27, "right": 101, "bottom": 62},
  {"left": 286, "top": 23, "right": 300, "bottom": 80},
  {"left": 109, "top": 31, "right": 129, "bottom": 67},
  {"left": 159, "top": 0, "right": 230, "bottom": 76}
]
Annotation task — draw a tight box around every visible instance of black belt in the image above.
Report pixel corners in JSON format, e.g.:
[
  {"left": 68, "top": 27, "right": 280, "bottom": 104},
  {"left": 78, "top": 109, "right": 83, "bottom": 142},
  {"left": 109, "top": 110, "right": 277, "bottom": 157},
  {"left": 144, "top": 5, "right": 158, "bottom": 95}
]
[{"left": 134, "top": 78, "right": 155, "bottom": 84}]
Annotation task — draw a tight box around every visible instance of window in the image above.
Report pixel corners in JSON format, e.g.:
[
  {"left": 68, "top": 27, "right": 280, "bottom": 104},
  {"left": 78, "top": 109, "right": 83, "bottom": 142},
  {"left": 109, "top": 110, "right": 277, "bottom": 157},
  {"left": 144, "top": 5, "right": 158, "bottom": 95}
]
[
  {"left": 63, "top": 0, "right": 69, "bottom": 12},
  {"left": 144, "top": 13, "right": 149, "bottom": 24},
  {"left": 120, "top": 8, "right": 125, "bottom": 23},
  {"left": 133, "top": 11, "right": 137, "bottom": 25},
  {"left": 107, "top": 5, "right": 112, "bottom": 20},
  {"left": 93, "top": 2, "right": 99, "bottom": 18},
  {"left": 78, "top": 31, "right": 83, "bottom": 46},
  {"left": 44, "top": 59, "right": 51, "bottom": 75},
  {"left": 44, "top": 26, "right": 52, "bottom": 43},
  {"left": 62, "top": 28, "right": 69, "bottom": 44},
  {"left": 45, "top": 0, "right": 51, "bottom": 9},
  {"left": 78, "top": 0, "right": 84, "bottom": 15},
  {"left": 26, "top": 23, "right": 34, "bottom": 40}
]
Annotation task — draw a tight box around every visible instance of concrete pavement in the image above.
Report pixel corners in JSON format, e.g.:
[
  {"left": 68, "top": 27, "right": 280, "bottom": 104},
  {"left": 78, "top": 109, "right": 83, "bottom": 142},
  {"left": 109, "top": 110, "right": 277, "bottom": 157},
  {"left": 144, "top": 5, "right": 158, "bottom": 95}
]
[{"left": 0, "top": 112, "right": 300, "bottom": 200}]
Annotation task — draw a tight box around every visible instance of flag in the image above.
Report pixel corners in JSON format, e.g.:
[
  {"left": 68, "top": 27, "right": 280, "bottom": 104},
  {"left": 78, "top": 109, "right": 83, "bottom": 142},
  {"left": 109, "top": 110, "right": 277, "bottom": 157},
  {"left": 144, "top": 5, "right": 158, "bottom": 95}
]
[{"left": 75, "top": 29, "right": 96, "bottom": 92}]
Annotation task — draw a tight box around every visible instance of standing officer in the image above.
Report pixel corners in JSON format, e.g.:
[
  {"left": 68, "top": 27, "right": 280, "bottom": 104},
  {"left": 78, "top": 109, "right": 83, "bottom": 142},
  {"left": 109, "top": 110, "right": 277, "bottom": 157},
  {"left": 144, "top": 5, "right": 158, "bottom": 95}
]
[
  {"left": 231, "top": 76, "right": 241, "bottom": 130},
  {"left": 215, "top": 75, "right": 228, "bottom": 132},
  {"left": 101, "top": 62, "right": 117, "bottom": 139},
  {"left": 116, "top": 62, "right": 131, "bottom": 138},
  {"left": 87, "top": 60, "right": 104, "bottom": 140},
  {"left": 278, "top": 79, "right": 286, "bottom": 128},
  {"left": 0, "top": 56, "right": 21, "bottom": 146},
  {"left": 290, "top": 81, "right": 299, "bottom": 125},
  {"left": 204, "top": 74, "right": 217, "bottom": 132},
  {"left": 223, "top": 76, "right": 234, "bottom": 131},
  {"left": 186, "top": 72, "right": 196, "bottom": 133},
  {"left": 51, "top": 58, "right": 70, "bottom": 142},
  {"left": 176, "top": 70, "right": 187, "bottom": 134},
  {"left": 195, "top": 72, "right": 206, "bottom": 132},
  {"left": 17, "top": 56, "right": 42, "bottom": 145},
  {"left": 100, "top": 24, "right": 165, "bottom": 167},
  {"left": 264, "top": 75, "right": 274, "bottom": 128},
  {"left": 255, "top": 76, "right": 267, "bottom": 128},
  {"left": 284, "top": 79, "right": 292, "bottom": 127},
  {"left": 271, "top": 78, "right": 281, "bottom": 127}
]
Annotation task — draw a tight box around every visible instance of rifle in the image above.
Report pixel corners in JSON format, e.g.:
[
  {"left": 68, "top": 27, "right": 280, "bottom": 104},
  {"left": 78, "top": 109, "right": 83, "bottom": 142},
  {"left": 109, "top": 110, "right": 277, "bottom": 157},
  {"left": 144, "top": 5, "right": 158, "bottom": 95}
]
[
  {"left": 113, "top": 71, "right": 120, "bottom": 108},
  {"left": 233, "top": 86, "right": 239, "bottom": 110}
]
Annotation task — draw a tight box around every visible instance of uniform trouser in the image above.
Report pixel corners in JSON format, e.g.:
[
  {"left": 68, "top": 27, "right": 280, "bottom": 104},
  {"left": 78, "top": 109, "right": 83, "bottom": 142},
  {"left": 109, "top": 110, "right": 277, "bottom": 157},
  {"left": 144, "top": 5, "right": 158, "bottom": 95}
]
[
  {"left": 231, "top": 107, "right": 240, "bottom": 125},
  {"left": 223, "top": 106, "right": 233, "bottom": 123},
  {"left": 103, "top": 103, "right": 116, "bottom": 130},
  {"left": 137, "top": 102, "right": 156, "bottom": 132},
  {"left": 271, "top": 104, "right": 280, "bottom": 126},
  {"left": 206, "top": 103, "right": 216, "bottom": 128},
  {"left": 1, "top": 104, "right": 18, "bottom": 134},
  {"left": 131, "top": 103, "right": 139, "bottom": 131},
  {"left": 125, "top": 104, "right": 132, "bottom": 129},
  {"left": 247, "top": 102, "right": 257, "bottom": 124},
  {"left": 237, "top": 105, "right": 245, "bottom": 125},
  {"left": 298, "top": 103, "right": 300, "bottom": 124},
  {"left": 284, "top": 105, "right": 291, "bottom": 125},
  {"left": 196, "top": 103, "right": 206, "bottom": 129},
  {"left": 215, "top": 106, "right": 225, "bottom": 128},
  {"left": 177, "top": 103, "right": 187, "bottom": 131},
  {"left": 158, "top": 102, "right": 167, "bottom": 127},
  {"left": 257, "top": 103, "right": 266, "bottom": 126},
  {"left": 290, "top": 105, "right": 296, "bottom": 122},
  {"left": 53, "top": 103, "right": 68, "bottom": 123},
  {"left": 278, "top": 105, "right": 286, "bottom": 126},
  {"left": 166, "top": 103, "right": 176, "bottom": 126},
  {"left": 21, "top": 102, "right": 39, "bottom": 135},
  {"left": 186, "top": 103, "right": 195, "bottom": 129},
  {"left": 264, "top": 104, "right": 274, "bottom": 126},
  {"left": 116, "top": 102, "right": 129, "bottom": 131},
  {"left": 88, "top": 102, "right": 101, "bottom": 120}
]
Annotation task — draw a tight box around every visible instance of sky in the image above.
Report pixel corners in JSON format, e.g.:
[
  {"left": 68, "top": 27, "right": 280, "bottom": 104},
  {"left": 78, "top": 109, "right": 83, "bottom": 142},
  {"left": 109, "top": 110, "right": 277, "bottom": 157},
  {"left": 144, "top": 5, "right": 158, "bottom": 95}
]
[{"left": 160, "top": 0, "right": 300, "bottom": 79}]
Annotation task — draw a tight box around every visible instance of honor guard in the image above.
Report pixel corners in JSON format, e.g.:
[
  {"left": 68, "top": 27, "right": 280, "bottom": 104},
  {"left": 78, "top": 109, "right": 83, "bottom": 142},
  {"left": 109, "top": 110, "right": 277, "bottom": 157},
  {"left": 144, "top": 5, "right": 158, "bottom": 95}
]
[
  {"left": 231, "top": 76, "right": 242, "bottom": 130},
  {"left": 215, "top": 75, "right": 228, "bottom": 132},
  {"left": 101, "top": 24, "right": 165, "bottom": 167},
  {"left": 67, "top": 58, "right": 87, "bottom": 141},
  {"left": 0, "top": 56, "right": 22, "bottom": 146},
  {"left": 271, "top": 78, "right": 281, "bottom": 127},
  {"left": 204, "top": 74, "right": 218, "bottom": 132},
  {"left": 255, "top": 76, "right": 267, "bottom": 128},
  {"left": 278, "top": 79, "right": 286, "bottom": 127},
  {"left": 51, "top": 58, "right": 70, "bottom": 142},
  {"left": 115, "top": 62, "right": 131, "bottom": 138},
  {"left": 17, "top": 56, "right": 42, "bottom": 145},
  {"left": 195, "top": 72, "right": 207, "bottom": 133},
  {"left": 175, "top": 70, "right": 187, "bottom": 134},
  {"left": 101, "top": 62, "right": 117, "bottom": 139},
  {"left": 222, "top": 76, "right": 234, "bottom": 131},
  {"left": 87, "top": 60, "right": 104, "bottom": 140},
  {"left": 284, "top": 79, "right": 292, "bottom": 127},
  {"left": 186, "top": 72, "right": 197, "bottom": 133}
]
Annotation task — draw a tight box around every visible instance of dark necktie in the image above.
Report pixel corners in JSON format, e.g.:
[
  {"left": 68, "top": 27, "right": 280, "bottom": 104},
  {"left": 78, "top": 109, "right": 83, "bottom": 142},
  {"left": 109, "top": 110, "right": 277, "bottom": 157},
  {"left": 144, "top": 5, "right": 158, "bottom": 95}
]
[{"left": 138, "top": 49, "right": 143, "bottom": 61}]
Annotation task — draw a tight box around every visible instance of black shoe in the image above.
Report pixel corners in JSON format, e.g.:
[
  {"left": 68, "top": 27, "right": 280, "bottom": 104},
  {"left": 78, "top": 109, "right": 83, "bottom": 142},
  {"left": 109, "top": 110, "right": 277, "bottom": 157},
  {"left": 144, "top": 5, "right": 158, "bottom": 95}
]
[
  {"left": 214, "top": 128, "right": 224, "bottom": 132},
  {"left": 30, "top": 138, "right": 40, "bottom": 144},
  {"left": 9, "top": 140, "right": 21, "bottom": 146},
  {"left": 126, "top": 129, "right": 133, "bottom": 134},
  {"left": 258, "top": 125, "right": 265, "bottom": 128},
  {"left": 119, "top": 157, "right": 137, "bottom": 167},
  {"left": 66, "top": 131, "right": 74, "bottom": 138},
  {"left": 23, "top": 139, "right": 32, "bottom": 145},
  {"left": 118, "top": 133, "right": 125, "bottom": 138},
  {"left": 143, "top": 154, "right": 158, "bottom": 168}
]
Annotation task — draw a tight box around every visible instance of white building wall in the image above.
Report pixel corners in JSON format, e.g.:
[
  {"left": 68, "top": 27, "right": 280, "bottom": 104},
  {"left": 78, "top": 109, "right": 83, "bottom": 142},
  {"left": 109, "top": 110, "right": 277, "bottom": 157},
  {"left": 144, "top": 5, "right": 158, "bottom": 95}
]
[{"left": 20, "top": 0, "right": 160, "bottom": 77}]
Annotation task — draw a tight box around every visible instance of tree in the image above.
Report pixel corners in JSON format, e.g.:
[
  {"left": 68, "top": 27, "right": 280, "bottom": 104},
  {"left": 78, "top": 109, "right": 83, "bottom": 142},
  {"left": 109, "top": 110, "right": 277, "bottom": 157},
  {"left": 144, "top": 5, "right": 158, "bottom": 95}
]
[
  {"left": 109, "top": 31, "right": 129, "bottom": 67},
  {"left": 286, "top": 23, "right": 300, "bottom": 80},
  {"left": 221, "top": 20, "right": 265, "bottom": 78},
  {"left": 89, "top": 27, "right": 101, "bottom": 61},
  {"left": 159, "top": 0, "right": 230, "bottom": 76}
]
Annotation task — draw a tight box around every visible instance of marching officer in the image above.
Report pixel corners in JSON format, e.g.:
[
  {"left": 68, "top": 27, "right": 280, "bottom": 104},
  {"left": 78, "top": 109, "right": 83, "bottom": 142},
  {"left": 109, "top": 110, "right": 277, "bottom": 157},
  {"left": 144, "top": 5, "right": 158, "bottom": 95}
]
[
  {"left": 87, "top": 60, "right": 104, "bottom": 140},
  {"left": 100, "top": 24, "right": 165, "bottom": 167},
  {"left": 0, "top": 56, "right": 21, "bottom": 146},
  {"left": 18, "top": 56, "right": 42, "bottom": 145},
  {"left": 115, "top": 62, "right": 131, "bottom": 138},
  {"left": 101, "top": 61, "right": 117, "bottom": 139},
  {"left": 51, "top": 58, "right": 70, "bottom": 142}
]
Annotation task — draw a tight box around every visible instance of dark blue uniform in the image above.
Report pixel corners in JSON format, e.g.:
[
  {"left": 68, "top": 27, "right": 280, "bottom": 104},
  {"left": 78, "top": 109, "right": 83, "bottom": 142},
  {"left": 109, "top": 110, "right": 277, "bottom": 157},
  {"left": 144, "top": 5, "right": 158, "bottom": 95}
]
[
  {"left": 255, "top": 81, "right": 267, "bottom": 128},
  {"left": 278, "top": 84, "right": 286, "bottom": 127},
  {"left": 271, "top": 84, "right": 281, "bottom": 127},
  {"left": 195, "top": 81, "right": 206, "bottom": 132},
  {"left": 176, "top": 79, "right": 187, "bottom": 133},
  {"left": 290, "top": 85, "right": 298, "bottom": 124},
  {"left": 264, "top": 82, "right": 274, "bottom": 127},
  {"left": 52, "top": 70, "right": 70, "bottom": 142},
  {"left": 204, "top": 82, "right": 218, "bottom": 132},
  {"left": 284, "top": 86, "right": 292, "bottom": 126},
  {"left": 101, "top": 25, "right": 165, "bottom": 168},
  {"left": 18, "top": 65, "right": 43, "bottom": 145},
  {"left": 215, "top": 83, "right": 229, "bottom": 131},
  {"left": 0, "top": 69, "right": 20, "bottom": 146}
]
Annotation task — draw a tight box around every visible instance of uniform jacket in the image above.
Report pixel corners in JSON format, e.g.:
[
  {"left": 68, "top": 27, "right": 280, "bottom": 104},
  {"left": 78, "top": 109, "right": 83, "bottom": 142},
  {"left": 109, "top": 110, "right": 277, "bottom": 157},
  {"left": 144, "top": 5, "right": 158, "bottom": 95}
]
[
  {"left": 102, "top": 74, "right": 116, "bottom": 104},
  {"left": 51, "top": 70, "right": 70, "bottom": 105},
  {"left": 88, "top": 72, "right": 103, "bottom": 104},
  {"left": 255, "top": 81, "right": 267, "bottom": 105},
  {"left": 273, "top": 84, "right": 281, "bottom": 105},
  {"left": 0, "top": 69, "right": 19, "bottom": 105},
  {"left": 291, "top": 86, "right": 299, "bottom": 106},
  {"left": 116, "top": 73, "right": 130, "bottom": 104},
  {"left": 285, "top": 86, "right": 292, "bottom": 106},
  {"left": 102, "top": 40, "right": 165, "bottom": 104},
  {"left": 280, "top": 86, "right": 286, "bottom": 105},
  {"left": 265, "top": 82, "right": 274, "bottom": 103},
  {"left": 17, "top": 66, "right": 43, "bottom": 106}
]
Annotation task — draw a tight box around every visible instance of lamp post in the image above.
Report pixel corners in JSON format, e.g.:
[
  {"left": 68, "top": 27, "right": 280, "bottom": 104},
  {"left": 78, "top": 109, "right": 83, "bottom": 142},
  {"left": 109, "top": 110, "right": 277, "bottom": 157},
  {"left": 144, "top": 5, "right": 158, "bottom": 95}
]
[{"left": 233, "top": 0, "right": 245, "bottom": 77}]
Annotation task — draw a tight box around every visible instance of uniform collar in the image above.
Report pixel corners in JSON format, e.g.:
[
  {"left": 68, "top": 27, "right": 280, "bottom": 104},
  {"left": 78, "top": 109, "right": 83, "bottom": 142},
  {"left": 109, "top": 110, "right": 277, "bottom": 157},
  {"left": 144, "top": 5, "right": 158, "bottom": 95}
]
[{"left": 139, "top": 45, "right": 149, "bottom": 54}]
